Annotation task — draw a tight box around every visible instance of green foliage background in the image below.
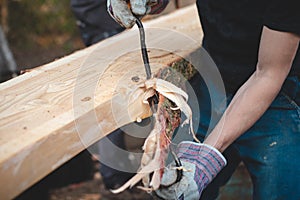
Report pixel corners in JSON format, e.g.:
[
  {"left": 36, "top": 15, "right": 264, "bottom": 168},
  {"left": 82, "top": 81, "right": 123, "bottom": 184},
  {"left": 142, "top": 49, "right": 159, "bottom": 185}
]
[
  {"left": 3, "top": 0, "right": 83, "bottom": 68},
  {"left": 8, "top": 0, "right": 79, "bottom": 47}
]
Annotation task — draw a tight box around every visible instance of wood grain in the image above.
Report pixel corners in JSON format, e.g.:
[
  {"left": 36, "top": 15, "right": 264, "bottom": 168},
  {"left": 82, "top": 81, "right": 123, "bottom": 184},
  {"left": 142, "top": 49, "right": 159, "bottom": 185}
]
[{"left": 0, "top": 4, "right": 202, "bottom": 199}]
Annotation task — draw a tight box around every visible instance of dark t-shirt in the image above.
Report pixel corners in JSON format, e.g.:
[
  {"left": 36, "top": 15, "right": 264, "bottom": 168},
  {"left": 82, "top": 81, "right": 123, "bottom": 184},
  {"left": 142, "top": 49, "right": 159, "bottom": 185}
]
[
  {"left": 71, "top": 0, "right": 121, "bottom": 31},
  {"left": 71, "top": 0, "right": 124, "bottom": 46},
  {"left": 196, "top": 0, "right": 300, "bottom": 91}
]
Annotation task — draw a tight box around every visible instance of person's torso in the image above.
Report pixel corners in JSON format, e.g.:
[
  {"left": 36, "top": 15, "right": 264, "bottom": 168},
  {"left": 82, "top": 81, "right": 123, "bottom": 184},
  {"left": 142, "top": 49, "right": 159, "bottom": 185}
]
[{"left": 196, "top": 0, "right": 300, "bottom": 91}]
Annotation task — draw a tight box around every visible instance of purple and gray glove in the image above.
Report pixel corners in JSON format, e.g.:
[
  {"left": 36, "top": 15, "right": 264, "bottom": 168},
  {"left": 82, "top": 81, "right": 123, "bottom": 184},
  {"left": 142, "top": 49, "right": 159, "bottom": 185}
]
[
  {"left": 107, "top": 0, "right": 169, "bottom": 28},
  {"left": 155, "top": 142, "right": 227, "bottom": 200}
]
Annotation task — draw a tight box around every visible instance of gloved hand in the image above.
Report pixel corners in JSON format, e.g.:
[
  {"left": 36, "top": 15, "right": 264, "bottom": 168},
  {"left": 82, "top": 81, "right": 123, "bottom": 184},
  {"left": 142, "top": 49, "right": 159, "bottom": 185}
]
[
  {"left": 154, "top": 142, "right": 227, "bottom": 200},
  {"left": 107, "top": 0, "right": 169, "bottom": 28}
]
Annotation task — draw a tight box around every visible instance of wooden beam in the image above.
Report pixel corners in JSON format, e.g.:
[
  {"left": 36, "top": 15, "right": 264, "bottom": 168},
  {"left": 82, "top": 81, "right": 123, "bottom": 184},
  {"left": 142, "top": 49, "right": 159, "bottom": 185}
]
[{"left": 0, "top": 4, "right": 202, "bottom": 199}]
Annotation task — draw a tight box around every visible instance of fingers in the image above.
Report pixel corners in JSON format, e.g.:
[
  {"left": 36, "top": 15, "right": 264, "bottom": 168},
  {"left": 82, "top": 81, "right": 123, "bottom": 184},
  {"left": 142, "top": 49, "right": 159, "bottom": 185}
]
[
  {"left": 130, "top": 0, "right": 147, "bottom": 15},
  {"left": 149, "top": 0, "right": 169, "bottom": 14},
  {"left": 159, "top": 165, "right": 178, "bottom": 187},
  {"left": 107, "top": 0, "right": 136, "bottom": 28},
  {"left": 148, "top": 0, "right": 158, "bottom": 6},
  {"left": 107, "top": 0, "right": 168, "bottom": 28}
]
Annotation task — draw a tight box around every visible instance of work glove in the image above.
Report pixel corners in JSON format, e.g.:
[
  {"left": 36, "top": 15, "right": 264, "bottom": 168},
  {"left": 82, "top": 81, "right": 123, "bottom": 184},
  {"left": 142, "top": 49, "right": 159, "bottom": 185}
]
[
  {"left": 154, "top": 142, "right": 227, "bottom": 200},
  {"left": 107, "top": 0, "right": 169, "bottom": 28}
]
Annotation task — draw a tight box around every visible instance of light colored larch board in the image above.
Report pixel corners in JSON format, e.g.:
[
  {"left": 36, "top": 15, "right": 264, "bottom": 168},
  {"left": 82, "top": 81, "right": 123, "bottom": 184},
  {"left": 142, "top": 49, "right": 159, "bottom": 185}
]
[{"left": 0, "top": 4, "right": 202, "bottom": 199}]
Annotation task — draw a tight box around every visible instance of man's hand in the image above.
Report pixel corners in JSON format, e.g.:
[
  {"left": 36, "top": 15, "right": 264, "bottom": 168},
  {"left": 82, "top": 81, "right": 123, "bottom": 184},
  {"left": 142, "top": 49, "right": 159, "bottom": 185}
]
[
  {"left": 107, "top": 0, "right": 169, "bottom": 28},
  {"left": 154, "top": 142, "right": 226, "bottom": 200}
]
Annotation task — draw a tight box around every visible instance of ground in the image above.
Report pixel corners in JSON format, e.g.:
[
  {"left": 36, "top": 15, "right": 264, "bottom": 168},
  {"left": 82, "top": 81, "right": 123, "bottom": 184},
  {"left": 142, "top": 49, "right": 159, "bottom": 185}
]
[
  {"left": 47, "top": 163, "right": 251, "bottom": 200},
  {"left": 49, "top": 172, "right": 152, "bottom": 200}
]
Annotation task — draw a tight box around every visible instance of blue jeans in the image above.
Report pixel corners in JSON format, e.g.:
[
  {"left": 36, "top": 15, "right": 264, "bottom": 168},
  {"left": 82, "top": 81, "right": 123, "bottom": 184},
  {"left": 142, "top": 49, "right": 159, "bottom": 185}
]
[{"left": 190, "top": 75, "right": 300, "bottom": 200}]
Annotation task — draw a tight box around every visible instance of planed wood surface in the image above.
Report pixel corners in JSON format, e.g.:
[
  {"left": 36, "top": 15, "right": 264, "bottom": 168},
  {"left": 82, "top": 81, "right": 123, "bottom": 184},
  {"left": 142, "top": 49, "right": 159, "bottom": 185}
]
[{"left": 0, "top": 4, "right": 203, "bottom": 199}]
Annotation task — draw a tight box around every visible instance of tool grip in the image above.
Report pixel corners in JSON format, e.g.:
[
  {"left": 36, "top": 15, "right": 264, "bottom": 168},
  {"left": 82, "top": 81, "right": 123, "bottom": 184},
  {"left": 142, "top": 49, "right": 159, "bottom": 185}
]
[{"left": 135, "top": 18, "right": 152, "bottom": 80}]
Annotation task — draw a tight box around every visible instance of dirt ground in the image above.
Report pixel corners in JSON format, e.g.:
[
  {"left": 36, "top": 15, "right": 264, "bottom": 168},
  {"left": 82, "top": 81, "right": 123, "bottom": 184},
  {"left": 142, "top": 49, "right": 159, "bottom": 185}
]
[
  {"left": 49, "top": 172, "right": 152, "bottom": 200},
  {"left": 48, "top": 160, "right": 252, "bottom": 200}
]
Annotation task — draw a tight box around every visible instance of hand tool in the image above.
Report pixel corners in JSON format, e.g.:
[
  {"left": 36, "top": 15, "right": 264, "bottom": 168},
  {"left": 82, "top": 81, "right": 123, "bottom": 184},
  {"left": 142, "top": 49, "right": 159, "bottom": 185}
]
[
  {"left": 135, "top": 17, "right": 152, "bottom": 80},
  {"left": 135, "top": 17, "right": 183, "bottom": 186},
  {"left": 135, "top": 17, "right": 159, "bottom": 110}
]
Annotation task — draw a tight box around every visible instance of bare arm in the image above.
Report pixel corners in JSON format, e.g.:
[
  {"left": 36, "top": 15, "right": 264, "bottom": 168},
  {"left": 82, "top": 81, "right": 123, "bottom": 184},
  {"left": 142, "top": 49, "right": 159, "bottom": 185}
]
[{"left": 204, "top": 26, "right": 300, "bottom": 152}]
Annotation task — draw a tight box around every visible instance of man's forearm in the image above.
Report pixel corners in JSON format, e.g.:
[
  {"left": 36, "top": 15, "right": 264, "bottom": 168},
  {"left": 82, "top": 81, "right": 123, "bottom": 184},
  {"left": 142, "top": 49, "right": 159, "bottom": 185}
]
[
  {"left": 203, "top": 27, "right": 299, "bottom": 152},
  {"left": 204, "top": 70, "right": 284, "bottom": 152}
]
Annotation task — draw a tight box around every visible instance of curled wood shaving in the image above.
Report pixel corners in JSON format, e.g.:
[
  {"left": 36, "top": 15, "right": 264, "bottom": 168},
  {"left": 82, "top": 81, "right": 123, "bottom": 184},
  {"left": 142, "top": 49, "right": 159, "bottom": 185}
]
[{"left": 111, "top": 78, "right": 199, "bottom": 194}]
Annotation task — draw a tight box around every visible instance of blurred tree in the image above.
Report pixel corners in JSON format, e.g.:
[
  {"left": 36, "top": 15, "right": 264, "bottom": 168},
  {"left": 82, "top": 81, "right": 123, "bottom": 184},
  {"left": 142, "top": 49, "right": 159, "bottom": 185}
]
[
  {"left": 8, "top": 0, "right": 78, "bottom": 48},
  {"left": 0, "top": 0, "right": 8, "bottom": 33},
  {"left": 3, "top": 0, "right": 83, "bottom": 69}
]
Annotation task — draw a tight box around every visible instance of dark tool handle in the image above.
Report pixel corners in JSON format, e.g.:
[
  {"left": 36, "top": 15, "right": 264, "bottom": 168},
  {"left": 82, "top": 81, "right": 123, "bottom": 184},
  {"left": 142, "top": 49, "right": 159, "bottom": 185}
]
[
  {"left": 135, "top": 17, "right": 158, "bottom": 114},
  {"left": 135, "top": 18, "right": 152, "bottom": 80}
]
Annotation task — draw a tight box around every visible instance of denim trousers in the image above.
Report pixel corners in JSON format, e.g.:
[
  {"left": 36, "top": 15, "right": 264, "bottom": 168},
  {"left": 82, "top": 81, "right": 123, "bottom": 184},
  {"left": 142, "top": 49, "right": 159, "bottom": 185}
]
[{"left": 189, "top": 75, "right": 300, "bottom": 200}]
